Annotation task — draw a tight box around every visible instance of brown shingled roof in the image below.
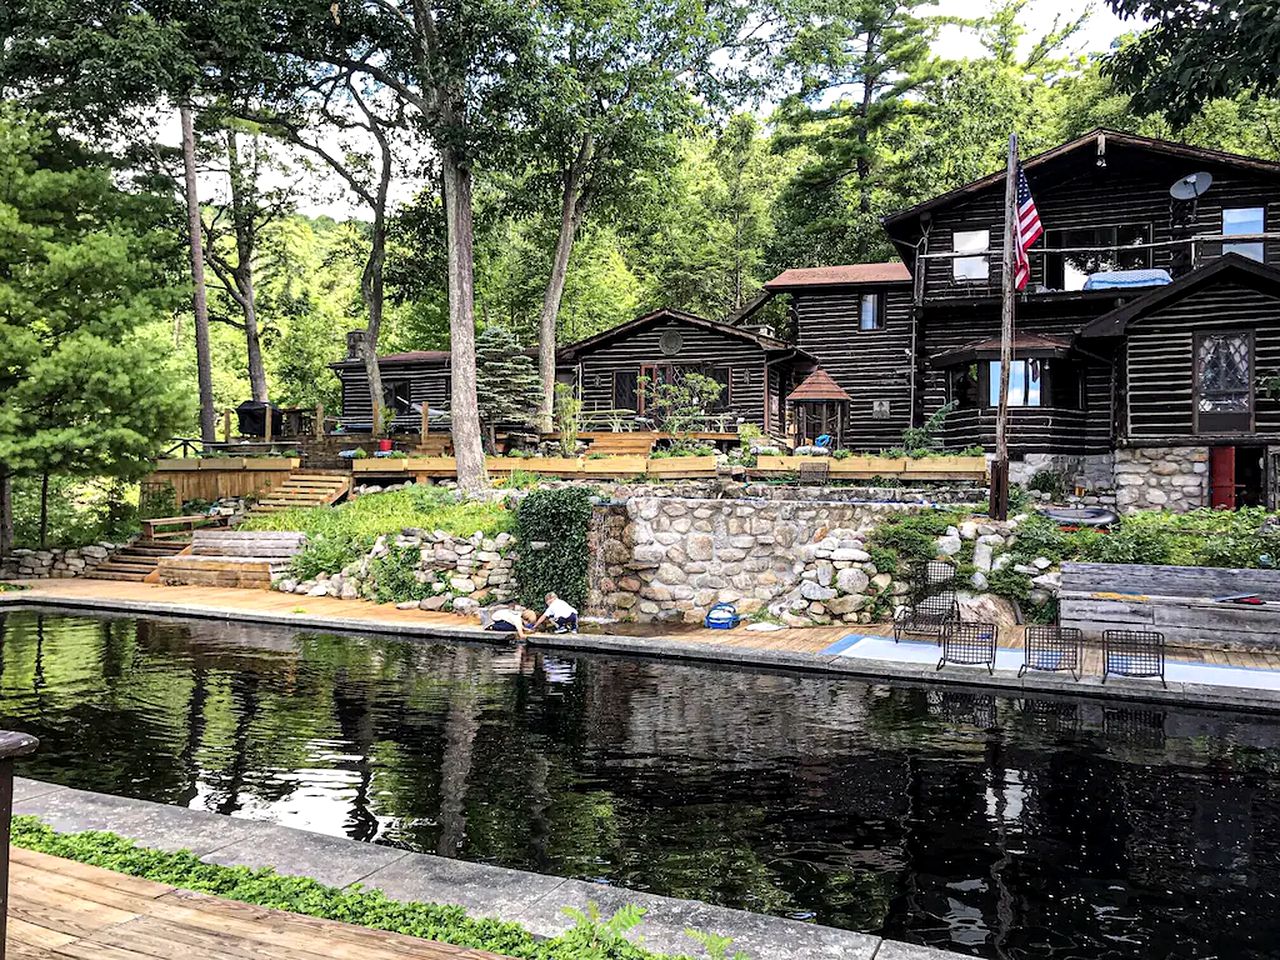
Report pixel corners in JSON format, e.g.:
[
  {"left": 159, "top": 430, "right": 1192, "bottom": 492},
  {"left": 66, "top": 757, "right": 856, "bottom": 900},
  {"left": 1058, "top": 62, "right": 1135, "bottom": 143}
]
[
  {"left": 765, "top": 263, "right": 911, "bottom": 290},
  {"left": 787, "top": 368, "right": 852, "bottom": 403}
]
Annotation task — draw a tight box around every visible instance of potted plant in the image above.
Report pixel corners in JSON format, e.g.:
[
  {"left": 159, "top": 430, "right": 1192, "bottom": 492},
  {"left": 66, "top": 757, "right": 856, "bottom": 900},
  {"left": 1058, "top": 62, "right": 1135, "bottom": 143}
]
[{"left": 376, "top": 405, "right": 397, "bottom": 452}]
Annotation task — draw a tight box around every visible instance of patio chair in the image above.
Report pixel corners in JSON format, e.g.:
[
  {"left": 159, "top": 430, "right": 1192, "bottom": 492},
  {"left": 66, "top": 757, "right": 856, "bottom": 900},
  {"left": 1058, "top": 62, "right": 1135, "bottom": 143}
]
[
  {"left": 922, "top": 559, "right": 960, "bottom": 593},
  {"left": 1019, "top": 625, "right": 1084, "bottom": 681},
  {"left": 892, "top": 589, "right": 958, "bottom": 643},
  {"left": 938, "top": 620, "right": 998, "bottom": 674},
  {"left": 1102, "top": 629, "right": 1166, "bottom": 687}
]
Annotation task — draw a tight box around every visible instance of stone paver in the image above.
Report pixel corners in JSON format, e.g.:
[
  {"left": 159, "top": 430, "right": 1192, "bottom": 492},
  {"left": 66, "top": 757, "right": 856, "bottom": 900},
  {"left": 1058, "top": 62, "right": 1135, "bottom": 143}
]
[{"left": 9, "top": 777, "right": 962, "bottom": 960}]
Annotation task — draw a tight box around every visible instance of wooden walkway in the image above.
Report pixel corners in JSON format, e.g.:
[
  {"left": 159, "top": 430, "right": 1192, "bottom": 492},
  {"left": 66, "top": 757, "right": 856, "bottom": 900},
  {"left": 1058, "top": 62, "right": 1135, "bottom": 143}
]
[
  {"left": 7, "top": 846, "right": 509, "bottom": 960},
  {"left": 4, "top": 577, "right": 1280, "bottom": 672}
]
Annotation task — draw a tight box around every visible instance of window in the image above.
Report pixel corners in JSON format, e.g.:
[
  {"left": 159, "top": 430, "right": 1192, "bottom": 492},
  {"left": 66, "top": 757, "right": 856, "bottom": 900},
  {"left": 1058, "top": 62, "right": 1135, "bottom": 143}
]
[
  {"left": 948, "top": 364, "right": 981, "bottom": 409},
  {"left": 707, "top": 366, "right": 732, "bottom": 412},
  {"left": 1044, "top": 225, "right": 1151, "bottom": 290},
  {"left": 952, "top": 229, "right": 990, "bottom": 281},
  {"left": 988, "top": 359, "right": 1043, "bottom": 407},
  {"left": 1223, "top": 207, "right": 1265, "bottom": 262},
  {"left": 382, "top": 380, "right": 413, "bottom": 416},
  {"left": 859, "top": 292, "right": 885, "bottom": 330},
  {"left": 613, "top": 370, "right": 638, "bottom": 412},
  {"left": 1196, "top": 331, "right": 1253, "bottom": 433}
]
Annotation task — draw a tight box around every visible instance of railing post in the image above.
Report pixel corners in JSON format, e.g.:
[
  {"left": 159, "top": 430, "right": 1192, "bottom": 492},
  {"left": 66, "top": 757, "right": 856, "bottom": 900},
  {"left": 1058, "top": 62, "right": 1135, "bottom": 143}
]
[
  {"left": 0, "top": 731, "right": 38, "bottom": 960},
  {"left": 222, "top": 409, "right": 231, "bottom": 444},
  {"left": 264, "top": 407, "right": 273, "bottom": 446},
  {"left": 314, "top": 403, "right": 324, "bottom": 438}
]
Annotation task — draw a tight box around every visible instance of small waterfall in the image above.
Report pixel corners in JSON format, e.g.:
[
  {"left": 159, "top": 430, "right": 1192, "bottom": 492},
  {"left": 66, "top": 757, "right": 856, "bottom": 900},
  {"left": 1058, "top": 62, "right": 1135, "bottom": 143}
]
[{"left": 584, "top": 501, "right": 628, "bottom": 619}]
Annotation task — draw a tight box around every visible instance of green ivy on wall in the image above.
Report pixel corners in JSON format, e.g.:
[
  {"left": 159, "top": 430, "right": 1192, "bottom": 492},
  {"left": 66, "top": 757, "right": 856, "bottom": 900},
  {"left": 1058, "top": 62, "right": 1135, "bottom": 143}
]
[{"left": 515, "top": 488, "right": 595, "bottom": 611}]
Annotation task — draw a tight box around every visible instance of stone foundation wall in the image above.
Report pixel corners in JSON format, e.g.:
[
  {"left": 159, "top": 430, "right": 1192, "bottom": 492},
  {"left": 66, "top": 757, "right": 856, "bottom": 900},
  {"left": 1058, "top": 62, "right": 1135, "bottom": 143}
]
[
  {"left": 0, "top": 541, "right": 130, "bottom": 580},
  {"left": 1012, "top": 453, "right": 1116, "bottom": 492},
  {"left": 598, "top": 497, "right": 919, "bottom": 625},
  {"left": 1113, "top": 446, "right": 1208, "bottom": 512}
]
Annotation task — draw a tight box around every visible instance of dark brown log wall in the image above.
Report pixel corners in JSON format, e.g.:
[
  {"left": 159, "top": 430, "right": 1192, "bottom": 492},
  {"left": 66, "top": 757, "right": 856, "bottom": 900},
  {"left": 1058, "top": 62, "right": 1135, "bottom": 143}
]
[
  {"left": 908, "top": 149, "right": 1280, "bottom": 302},
  {"left": 571, "top": 320, "right": 772, "bottom": 427},
  {"left": 791, "top": 285, "right": 914, "bottom": 449},
  {"left": 336, "top": 361, "right": 451, "bottom": 424},
  {"left": 1123, "top": 280, "right": 1280, "bottom": 442}
]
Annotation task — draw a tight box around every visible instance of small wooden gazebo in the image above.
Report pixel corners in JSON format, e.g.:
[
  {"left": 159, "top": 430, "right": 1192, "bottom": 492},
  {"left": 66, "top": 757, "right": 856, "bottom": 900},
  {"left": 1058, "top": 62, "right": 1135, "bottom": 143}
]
[{"left": 788, "top": 367, "right": 852, "bottom": 448}]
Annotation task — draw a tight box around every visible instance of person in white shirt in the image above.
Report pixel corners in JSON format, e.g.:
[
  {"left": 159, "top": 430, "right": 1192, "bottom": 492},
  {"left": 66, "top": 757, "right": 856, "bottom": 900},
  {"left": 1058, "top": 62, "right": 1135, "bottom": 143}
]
[
  {"left": 533, "top": 593, "right": 579, "bottom": 633},
  {"left": 485, "top": 607, "right": 532, "bottom": 640}
]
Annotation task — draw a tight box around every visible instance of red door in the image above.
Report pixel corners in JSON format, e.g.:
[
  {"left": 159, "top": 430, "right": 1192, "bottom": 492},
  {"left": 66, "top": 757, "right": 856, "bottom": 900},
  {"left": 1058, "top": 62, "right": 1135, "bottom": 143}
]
[{"left": 1209, "top": 446, "right": 1236, "bottom": 509}]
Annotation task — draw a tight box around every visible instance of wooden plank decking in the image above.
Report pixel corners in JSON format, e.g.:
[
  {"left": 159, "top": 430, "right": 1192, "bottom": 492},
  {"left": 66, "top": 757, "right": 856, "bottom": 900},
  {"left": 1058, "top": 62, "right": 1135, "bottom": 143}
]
[{"left": 7, "top": 846, "right": 510, "bottom": 960}]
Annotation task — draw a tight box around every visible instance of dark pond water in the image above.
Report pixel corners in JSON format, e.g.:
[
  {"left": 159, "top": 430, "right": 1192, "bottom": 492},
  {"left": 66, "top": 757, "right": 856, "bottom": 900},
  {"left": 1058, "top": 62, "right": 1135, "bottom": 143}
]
[{"left": 1, "top": 607, "right": 1279, "bottom": 959}]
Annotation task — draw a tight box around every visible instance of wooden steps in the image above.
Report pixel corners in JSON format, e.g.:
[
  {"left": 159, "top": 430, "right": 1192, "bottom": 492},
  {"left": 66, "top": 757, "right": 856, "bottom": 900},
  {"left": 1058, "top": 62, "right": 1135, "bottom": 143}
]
[
  {"left": 250, "top": 472, "right": 350, "bottom": 515},
  {"left": 83, "top": 540, "right": 189, "bottom": 583},
  {"left": 156, "top": 531, "right": 307, "bottom": 589}
]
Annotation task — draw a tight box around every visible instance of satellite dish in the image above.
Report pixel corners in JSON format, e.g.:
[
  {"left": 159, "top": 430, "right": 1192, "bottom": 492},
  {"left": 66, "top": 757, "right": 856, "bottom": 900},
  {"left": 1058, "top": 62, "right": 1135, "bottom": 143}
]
[{"left": 1170, "top": 171, "right": 1214, "bottom": 201}]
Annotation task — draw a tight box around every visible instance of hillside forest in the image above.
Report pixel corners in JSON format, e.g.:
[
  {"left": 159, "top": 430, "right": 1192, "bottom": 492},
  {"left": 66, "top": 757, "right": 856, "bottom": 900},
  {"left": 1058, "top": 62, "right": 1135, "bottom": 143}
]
[{"left": 0, "top": 0, "right": 1277, "bottom": 545}]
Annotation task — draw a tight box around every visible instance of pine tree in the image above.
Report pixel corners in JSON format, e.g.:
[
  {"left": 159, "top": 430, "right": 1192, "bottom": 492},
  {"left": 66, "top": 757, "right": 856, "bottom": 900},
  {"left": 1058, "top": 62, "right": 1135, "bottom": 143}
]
[
  {"left": 0, "top": 109, "right": 189, "bottom": 550},
  {"left": 474, "top": 327, "right": 543, "bottom": 451}
]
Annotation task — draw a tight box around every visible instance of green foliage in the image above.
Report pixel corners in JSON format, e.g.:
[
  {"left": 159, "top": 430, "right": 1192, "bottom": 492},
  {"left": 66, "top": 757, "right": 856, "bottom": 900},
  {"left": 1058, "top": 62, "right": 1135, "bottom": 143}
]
[
  {"left": 644, "top": 374, "right": 724, "bottom": 444},
  {"left": 138, "top": 484, "right": 178, "bottom": 522},
  {"left": 363, "top": 546, "right": 431, "bottom": 604},
  {"left": 901, "top": 401, "right": 956, "bottom": 456},
  {"left": 1026, "top": 470, "right": 1067, "bottom": 500},
  {"left": 683, "top": 930, "right": 748, "bottom": 960},
  {"left": 8, "top": 818, "right": 708, "bottom": 960},
  {"left": 554, "top": 383, "right": 582, "bottom": 457},
  {"left": 866, "top": 510, "right": 965, "bottom": 576},
  {"left": 986, "top": 566, "right": 1031, "bottom": 604},
  {"left": 10, "top": 476, "right": 139, "bottom": 548},
  {"left": 515, "top": 488, "right": 595, "bottom": 610},
  {"left": 650, "top": 445, "right": 715, "bottom": 459},
  {"left": 242, "top": 487, "right": 513, "bottom": 581},
  {"left": 476, "top": 326, "right": 542, "bottom": 433}
]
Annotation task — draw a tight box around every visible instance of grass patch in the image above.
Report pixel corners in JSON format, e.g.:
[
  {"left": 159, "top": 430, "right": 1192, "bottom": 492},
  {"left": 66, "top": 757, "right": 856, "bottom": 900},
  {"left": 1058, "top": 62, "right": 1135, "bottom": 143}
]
[
  {"left": 10, "top": 817, "right": 708, "bottom": 959},
  {"left": 241, "top": 486, "right": 514, "bottom": 581}
]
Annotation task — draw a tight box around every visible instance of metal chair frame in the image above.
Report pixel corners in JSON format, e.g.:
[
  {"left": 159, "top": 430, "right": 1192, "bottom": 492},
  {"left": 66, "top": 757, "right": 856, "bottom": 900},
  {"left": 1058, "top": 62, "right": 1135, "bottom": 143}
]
[
  {"left": 938, "top": 620, "right": 998, "bottom": 674},
  {"left": 922, "top": 559, "right": 959, "bottom": 593},
  {"left": 893, "top": 590, "right": 958, "bottom": 643},
  {"left": 1102, "top": 629, "right": 1166, "bottom": 687},
  {"left": 1019, "top": 625, "right": 1084, "bottom": 681}
]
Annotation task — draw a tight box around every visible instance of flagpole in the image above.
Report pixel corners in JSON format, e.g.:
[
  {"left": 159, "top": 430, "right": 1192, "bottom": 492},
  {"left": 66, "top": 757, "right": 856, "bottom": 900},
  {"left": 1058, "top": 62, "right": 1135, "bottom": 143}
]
[{"left": 991, "top": 131, "right": 1018, "bottom": 521}]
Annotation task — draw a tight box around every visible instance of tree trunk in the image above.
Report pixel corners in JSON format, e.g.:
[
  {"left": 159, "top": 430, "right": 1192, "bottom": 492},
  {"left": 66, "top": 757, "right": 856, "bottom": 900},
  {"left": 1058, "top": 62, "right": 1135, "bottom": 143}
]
[
  {"left": 0, "top": 464, "right": 12, "bottom": 561},
  {"left": 442, "top": 145, "right": 487, "bottom": 491},
  {"left": 181, "top": 104, "right": 217, "bottom": 443},
  {"left": 536, "top": 137, "right": 594, "bottom": 433},
  {"left": 38, "top": 472, "right": 48, "bottom": 549},
  {"left": 226, "top": 129, "right": 269, "bottom": 403}
]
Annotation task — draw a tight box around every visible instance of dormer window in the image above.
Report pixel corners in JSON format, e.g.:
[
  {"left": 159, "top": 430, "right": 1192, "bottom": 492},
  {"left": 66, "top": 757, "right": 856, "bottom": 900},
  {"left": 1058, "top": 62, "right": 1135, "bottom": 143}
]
[
  {"left": 952, "top": 229, "right": 990, "bottom": 281},
  {"left": 1223, "top": 207, "right": 1265, "bottom": 262}
]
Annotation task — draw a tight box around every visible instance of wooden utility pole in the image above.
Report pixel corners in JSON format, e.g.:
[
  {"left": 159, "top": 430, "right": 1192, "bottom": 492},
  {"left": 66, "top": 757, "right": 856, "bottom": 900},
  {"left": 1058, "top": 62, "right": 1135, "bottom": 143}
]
[
  {"left": 181, "top": 104, "right": 216, "bottom": 445},
  {"left": 991, "top": 132, "right": 1018, "bottom": 520}
]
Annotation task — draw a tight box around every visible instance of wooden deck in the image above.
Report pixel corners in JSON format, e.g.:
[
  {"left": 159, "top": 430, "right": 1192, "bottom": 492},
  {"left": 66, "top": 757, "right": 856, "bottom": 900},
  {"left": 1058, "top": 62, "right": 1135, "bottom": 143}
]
[
  {"left": 5, "top": 577, "right": 1280, "bottom": 672},
  {"left": 7, "top": 846, "right": 509, "bottom": 960}
]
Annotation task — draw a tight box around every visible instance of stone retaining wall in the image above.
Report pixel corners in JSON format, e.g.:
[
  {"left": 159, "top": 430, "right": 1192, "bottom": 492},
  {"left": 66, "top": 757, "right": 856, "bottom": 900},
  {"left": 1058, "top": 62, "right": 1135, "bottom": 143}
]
[
  {"left": 275, "top": 529, "right": 518, "bottom": 615},
  {"left": 597, "top": 497, "right": 920, "bottom": 625},
  {"left": 0, "top": 541, "right": 130, "bottom": 580},
  {"left": 1114, "top": 446, "right": 1208, "bottom": 512}
]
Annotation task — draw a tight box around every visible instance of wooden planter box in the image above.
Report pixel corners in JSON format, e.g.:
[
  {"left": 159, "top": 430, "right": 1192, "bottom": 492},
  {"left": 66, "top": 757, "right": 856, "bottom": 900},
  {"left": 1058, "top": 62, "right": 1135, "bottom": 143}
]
[
  {"left": 647, "top": 455, "right": 719, "bottom": 477},
  {"left": 829, "top": 457, "right": 908, "bottom": 474},
  {"left": 154, "top": 459, "right": 200, "bottom": 472},
  {"left": 243, "top": 457, "right": 301, "bottom": 471},
  {"left": 352, "top": 458, "right": 409, "bottom": 473},
  {"left": 584, "top": 455, "right": 648, "bottom": 476},
  {"left": 753, "top": 454, "right": 987, "bottom": 480},
  {"left": 200, "top": 457, "right": 246, "bottom": 470}
]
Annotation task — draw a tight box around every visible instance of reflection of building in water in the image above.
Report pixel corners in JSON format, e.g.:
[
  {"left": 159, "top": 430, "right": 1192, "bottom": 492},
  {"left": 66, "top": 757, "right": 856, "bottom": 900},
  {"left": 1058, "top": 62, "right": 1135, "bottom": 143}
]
[{"left": 539, "top": 655, "right": 577, "bottom": 685}]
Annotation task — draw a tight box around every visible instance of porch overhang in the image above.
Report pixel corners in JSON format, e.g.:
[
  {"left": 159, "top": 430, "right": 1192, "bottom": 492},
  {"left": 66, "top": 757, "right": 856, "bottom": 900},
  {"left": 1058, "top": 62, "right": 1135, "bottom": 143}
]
[{"left": 929, "top": 333, "right": 1075, "bottom": 368}]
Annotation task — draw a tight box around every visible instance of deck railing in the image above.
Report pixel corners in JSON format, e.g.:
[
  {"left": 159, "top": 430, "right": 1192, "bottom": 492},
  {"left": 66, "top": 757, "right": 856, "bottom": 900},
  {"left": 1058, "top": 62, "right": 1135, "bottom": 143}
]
[{"left": 0, "top": 730, "right": 38, "bottom": 960}]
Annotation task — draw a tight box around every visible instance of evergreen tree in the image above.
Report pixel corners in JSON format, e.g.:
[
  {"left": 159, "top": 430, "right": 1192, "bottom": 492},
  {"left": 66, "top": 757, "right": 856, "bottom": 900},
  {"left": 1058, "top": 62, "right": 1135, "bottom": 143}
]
[
  {"left": 474, "top": 327, "right": 542, "bottom": 451},
  {"left": 0, "top": 109, "right": 188, "bottom": 550}
]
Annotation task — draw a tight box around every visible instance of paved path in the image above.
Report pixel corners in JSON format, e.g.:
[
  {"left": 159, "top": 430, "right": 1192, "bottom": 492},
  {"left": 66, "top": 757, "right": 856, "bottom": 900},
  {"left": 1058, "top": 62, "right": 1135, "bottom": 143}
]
[
  {"left": 8, "top": 844, "right": 509, "bottom": 960},
  {"left": 3, "top": 578, "right": 1279, "bottom": 712},
  {"left": 11, "top": 777, "right": 966, "bottom": 960}
]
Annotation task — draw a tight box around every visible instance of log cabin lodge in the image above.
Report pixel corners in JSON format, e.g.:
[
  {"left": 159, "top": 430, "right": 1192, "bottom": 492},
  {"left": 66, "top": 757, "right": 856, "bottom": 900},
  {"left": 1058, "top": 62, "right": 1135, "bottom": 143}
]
[{"left": 335, "top": 129, "right": 1280, "bottom": 512}]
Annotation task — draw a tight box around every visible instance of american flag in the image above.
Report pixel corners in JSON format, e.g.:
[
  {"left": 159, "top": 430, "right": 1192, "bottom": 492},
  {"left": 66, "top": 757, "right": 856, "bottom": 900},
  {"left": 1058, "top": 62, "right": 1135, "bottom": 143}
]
[{"left": 1013, "top": 162, "right": 1043, "bottom": 290}]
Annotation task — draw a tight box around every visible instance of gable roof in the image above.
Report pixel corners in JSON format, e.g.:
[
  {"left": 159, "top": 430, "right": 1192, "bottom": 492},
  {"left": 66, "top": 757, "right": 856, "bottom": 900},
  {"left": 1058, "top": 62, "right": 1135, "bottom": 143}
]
[
  {"left": 331, "top": 350, "right": 450, "bottom": 371},
  {"left": 883, "top": 128, "right": 1280, "bottom": 234},
  {"left": 930, "top": 333, "right": 1075, "bottom": 367},
  {"left": 1081, "top": 254, "right": 1280, "bottom": 338},
  {"left": 558, "top": 307, "right": 810, "bottom": 359},
  {"left": 765, "top": 263, "right": 911, "bottom": 290},
  {"left": 787, "top": 367, "right": 852, "bottom": 402}
]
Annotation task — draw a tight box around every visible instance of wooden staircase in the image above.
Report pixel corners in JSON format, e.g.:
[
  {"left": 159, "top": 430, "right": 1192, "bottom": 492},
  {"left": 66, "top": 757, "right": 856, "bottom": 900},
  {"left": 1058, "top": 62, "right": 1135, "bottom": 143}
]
[
  {"left": 250, "top": 472, "right": 350, "bottom": 516},
  {"left": 155, "top": 530, "right": 307, "bottom": 589},
  {"left": 83, "top": 540, "right": 190, "bottom": 582}
]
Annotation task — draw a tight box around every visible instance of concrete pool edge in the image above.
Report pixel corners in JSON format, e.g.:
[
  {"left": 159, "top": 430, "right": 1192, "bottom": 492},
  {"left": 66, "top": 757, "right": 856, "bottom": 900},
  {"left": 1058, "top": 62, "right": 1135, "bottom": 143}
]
[
  {"left": 10, "top": 776, "right": 967, "bottom": 960},
  {"left": 3, "top": 590, "right": 1280, "bottom": 714}
]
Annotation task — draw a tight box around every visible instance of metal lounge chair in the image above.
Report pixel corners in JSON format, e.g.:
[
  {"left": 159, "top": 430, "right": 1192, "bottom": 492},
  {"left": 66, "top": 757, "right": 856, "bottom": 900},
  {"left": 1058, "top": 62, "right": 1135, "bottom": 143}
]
[
  {"left": 892, "top": 559, "right": 959, "bottom": 643},
  {"left": 1102, "top": 629, "right": 1166, "bottom": 687},
  {"left": 1019, "top": 625, "right": 1084, "bottom": 681},
  {"left": 938, "top": 620, "right": 998, "bottom": 674}
]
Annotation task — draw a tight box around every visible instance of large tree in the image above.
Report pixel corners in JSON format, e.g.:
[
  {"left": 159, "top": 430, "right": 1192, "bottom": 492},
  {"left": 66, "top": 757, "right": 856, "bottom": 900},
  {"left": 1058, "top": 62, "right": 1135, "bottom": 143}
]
[
  {"left": 1105, "top": 0, "right": 1280, "bottom": 127},
  {"left": 0, "top": 110, "right": 189, "bottom": 551}
]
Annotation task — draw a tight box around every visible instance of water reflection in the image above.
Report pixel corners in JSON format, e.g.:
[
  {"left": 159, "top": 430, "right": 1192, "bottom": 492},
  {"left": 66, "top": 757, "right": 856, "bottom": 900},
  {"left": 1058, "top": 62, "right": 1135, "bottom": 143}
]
[{"left": 2, "top": 608, "right": 1279, "bottom": 960}]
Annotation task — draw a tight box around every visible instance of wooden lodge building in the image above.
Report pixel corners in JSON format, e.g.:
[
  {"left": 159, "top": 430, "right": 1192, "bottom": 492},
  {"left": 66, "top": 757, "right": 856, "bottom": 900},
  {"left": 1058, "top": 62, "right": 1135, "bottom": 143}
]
[{"left": 335, "top": 128, "right": 1280, "bottom": 511}]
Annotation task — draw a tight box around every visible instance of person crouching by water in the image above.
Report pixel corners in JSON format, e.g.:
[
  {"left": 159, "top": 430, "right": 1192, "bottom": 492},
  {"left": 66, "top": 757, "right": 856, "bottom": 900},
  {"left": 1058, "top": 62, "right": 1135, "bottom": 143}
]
[
  {"left": 534, "top": 593, "right": 579, "bottom": 634},
  {"left": 486, "top": 607, "right": 533, "bottom": 640}
]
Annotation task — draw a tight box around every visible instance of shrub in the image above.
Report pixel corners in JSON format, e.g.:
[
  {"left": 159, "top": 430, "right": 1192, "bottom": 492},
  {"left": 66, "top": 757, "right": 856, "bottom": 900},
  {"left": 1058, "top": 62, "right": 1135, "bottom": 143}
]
[
  {"left": 554, "top": 383, "right": 582, "bottom": 457},
  {"left": 1026, "top": 470, "right": 1067, "bottom": 500},
  {"left": 364, "top": 545, "right": 430, "bottom": 604},
  {"left": 515, "top": 488, "right": 595, "bottom": 610}
]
